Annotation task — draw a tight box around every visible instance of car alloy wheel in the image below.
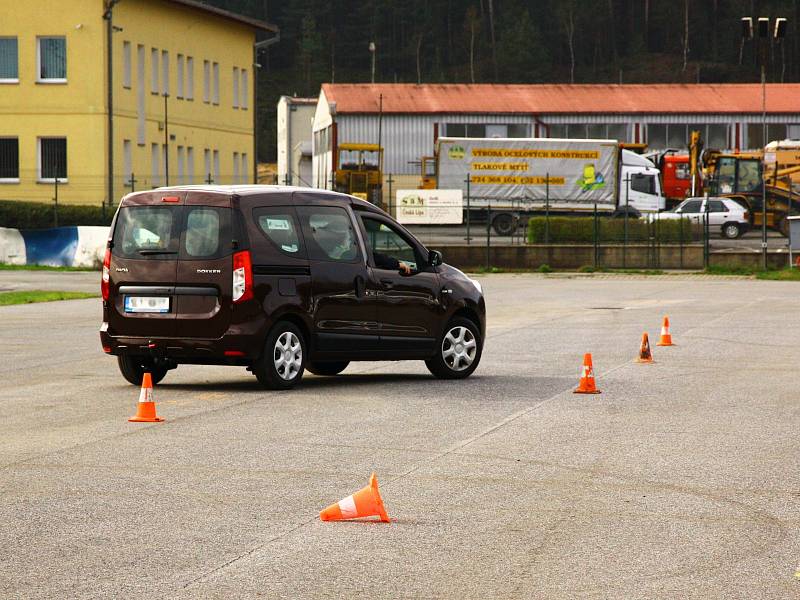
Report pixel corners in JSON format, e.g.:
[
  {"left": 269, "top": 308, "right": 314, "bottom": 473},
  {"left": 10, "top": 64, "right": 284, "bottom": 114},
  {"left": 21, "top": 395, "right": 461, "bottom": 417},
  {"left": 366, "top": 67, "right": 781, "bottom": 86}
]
[
  {"left": 273, "top": 331, "right": 303, "bottom": 380},
  {"left": 441, "top": 325, "right": 477, "bottom": 372}
]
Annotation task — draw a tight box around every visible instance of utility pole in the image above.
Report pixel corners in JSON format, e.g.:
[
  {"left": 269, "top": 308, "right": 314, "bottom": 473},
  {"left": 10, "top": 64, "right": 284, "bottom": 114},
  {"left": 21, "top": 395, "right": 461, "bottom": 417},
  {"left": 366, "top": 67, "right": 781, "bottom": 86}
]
[
  {"left": 742, "top": 16, "right": 788, "bottom": 269},
  {"left": 369, "top": 41, "right": 376, "bottom": 83}
]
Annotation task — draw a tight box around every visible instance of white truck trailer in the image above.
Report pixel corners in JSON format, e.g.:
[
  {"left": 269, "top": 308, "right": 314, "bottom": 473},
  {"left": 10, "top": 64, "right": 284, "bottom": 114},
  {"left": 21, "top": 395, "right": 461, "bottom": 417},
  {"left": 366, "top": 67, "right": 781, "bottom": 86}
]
[{"left": 431, "top": 137, "right": 664, "bottom": 234}]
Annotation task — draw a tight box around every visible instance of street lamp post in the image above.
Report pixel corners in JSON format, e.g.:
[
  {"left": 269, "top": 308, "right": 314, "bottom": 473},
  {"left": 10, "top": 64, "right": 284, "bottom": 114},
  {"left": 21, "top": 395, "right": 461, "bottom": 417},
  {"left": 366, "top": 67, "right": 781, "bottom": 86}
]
[{"left": 741, "top": 16, "right": 788, "bottom": 269}]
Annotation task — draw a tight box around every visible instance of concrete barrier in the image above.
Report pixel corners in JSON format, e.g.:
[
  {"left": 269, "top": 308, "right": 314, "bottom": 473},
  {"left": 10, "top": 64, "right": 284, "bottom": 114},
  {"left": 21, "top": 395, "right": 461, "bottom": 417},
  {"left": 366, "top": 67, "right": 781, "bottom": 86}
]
[{"left": 435, "top": 244, "right": 792, "bottom": 271}]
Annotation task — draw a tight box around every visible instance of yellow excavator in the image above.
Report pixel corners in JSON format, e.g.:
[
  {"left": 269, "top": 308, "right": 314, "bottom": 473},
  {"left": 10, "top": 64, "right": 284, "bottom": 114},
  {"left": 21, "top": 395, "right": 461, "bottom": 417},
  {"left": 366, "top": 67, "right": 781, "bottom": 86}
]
[
  {"left": 703, "top": 148, "right": 800, "bottom": 236},
  {"left": 334, "top": 143, "right": 383, "bottom": 204}
]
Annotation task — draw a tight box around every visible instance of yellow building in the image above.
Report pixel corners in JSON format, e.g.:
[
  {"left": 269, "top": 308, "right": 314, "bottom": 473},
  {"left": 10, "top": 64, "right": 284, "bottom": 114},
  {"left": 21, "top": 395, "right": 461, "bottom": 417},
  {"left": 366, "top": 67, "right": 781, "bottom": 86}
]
[{"left": 0, "top": 0, "right": 277, "bottom": 206}]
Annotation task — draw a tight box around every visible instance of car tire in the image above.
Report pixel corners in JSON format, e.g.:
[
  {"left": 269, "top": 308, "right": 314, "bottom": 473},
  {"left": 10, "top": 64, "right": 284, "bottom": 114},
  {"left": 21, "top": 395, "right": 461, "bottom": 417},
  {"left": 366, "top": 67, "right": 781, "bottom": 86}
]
[
  {"left": 722, "top": 222, "right": 742, "bottom": 239},
  {"left": 425, "top": 317, "right": 482, "bottom": 380},
  {"left": 306, "top": 361, "right": 349, "bottom": 376},
  {"left": 117, "top": 355, "right": 168, "bottom": 386},
  {"left": 252, "top": 321, "right": 306, "bottom": 390}
]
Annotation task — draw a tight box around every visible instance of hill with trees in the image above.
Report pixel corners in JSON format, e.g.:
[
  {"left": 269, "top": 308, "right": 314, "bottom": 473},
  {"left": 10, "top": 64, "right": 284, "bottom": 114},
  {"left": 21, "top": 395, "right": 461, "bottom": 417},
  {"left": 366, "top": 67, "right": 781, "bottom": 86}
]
[{"left": 204, "top": 0, "right": 799, "bottom": 161}]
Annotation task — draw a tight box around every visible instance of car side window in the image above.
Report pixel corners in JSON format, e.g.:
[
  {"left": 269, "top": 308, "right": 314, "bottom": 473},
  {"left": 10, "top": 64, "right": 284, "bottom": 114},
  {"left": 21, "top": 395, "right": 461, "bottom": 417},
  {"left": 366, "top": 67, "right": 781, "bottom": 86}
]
[
  {"left": 360, "top": 216, "right": 418, "bottom": 271},
  {"left": 254, "top": 207, "right": 303, "bottom": 256},
  {"left": 296, "top": 206, "right": 360, "bottom": 263},
  {"left": 680, "top": 200, "right": 702, "bottom": 213},
  {"left": 708, "top": 200, "right": 727, "bottom": 213}
]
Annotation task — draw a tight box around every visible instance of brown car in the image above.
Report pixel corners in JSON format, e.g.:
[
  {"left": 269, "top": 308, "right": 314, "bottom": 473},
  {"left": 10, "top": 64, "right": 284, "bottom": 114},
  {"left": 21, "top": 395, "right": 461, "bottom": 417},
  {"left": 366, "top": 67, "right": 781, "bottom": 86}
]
[{"left": 100, "top": 186, "right": 486, "bottom": 389}]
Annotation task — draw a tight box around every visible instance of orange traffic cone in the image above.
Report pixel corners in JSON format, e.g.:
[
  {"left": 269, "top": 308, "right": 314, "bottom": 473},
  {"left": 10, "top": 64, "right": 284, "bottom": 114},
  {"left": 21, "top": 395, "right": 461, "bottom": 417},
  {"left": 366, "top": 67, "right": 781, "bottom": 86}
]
[
  {"left": 574, "top": 353, "right": 601, "bottom": 394},
  {"left": 656, "top": 316, "right": 675, "bottom": 346},
  {"left": 320, "top": 473, "right": 390, "bottom": 522},
  {"left": 636, "top": 332, "right": 654, "bottom": 363},
  {"left": 128, "top": 372, "right": 164, "bottom": 422}
]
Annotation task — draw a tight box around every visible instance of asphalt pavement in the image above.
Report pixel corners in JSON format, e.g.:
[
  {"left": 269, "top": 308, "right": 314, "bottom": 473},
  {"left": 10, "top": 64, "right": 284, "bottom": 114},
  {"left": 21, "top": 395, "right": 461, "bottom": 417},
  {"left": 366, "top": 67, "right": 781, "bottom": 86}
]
[{"left": 1, "top": 272, "right": 799, "bottom": 598}]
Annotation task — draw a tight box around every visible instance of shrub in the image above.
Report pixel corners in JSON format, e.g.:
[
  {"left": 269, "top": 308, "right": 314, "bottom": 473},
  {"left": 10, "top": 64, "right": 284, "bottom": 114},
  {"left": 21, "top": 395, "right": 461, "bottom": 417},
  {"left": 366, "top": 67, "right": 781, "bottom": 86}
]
[
  {"left": 526, "top": 216, "right": 701, "bottom": 244},
  {"left": 0, "top": 200, "right": 113, "bottom": 229},
  {"left": 538, "top": 263, "right": 552, "bottom": 273}
]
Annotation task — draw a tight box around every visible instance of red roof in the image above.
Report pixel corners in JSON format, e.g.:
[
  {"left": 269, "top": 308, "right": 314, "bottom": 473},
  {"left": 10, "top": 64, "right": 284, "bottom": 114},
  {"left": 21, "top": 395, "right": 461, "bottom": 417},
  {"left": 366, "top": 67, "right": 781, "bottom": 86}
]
[{"left": 321, "top": 83, "right": 800, "bottom": 115}]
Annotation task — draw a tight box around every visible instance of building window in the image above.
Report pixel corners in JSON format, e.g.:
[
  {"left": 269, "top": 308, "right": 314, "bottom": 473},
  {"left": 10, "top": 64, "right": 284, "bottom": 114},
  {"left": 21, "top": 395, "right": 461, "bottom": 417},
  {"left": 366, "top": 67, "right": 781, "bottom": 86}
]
[
  {"left": 136, "top": 45, "right": 145, "bottom": 145},
  {"left": 0, "top": 138, "right": 19, "bottom": 181},
  {"left": 233, "top": 151, "right": 239, "bottom": 182},
  {"left": 607, "top": 124, "right": 628, "bottom": 142},
  {"left": 241, "top": 153, "right": 248, "bottom": 182},
  {"left": 151, "top": 143, "right": 160, "bottom": 186},
  {"left": 37, "top": 37, "right": 66, "bottom": 82},
  {"left": 233, "top": 67, "right": 239, "bottom": 108},
  {"left": 151, "top": 48, "right": 159, "bottom": 94},
  {"left": 186, "top": 56, "right": 194, "bottom": 100},
  {"left": 204, "top": 148, "right": 211, "bottom": 181},
  {"left": 667, "top": 124, "right": 687, "bottom": 148},
  {"left": 161, "top": 50, "right": 169, "bottom": 95},
  {"left": 507, "top": 124, "right": 528, "bottom": 138},
  {"left": 647, "top": 124, "right": 667, "bottom": 149},
  {"left": 123, "top": 139, "right": 132, "bottom": 184},
  {"left": 0, "top": 37, "right": 18, "bottom": 81},
  {"left": 177, "top": 146, "right": 184, "bottom": 184},
  {"left": 587, "top": 124, "right": 605, "bottom": 139},
  {"left": 213, "top": 149, "right": 220, "bottom": 181},
  {"left": 212, "top": 62, "right": 219, "bottom": 104},
  {"left": 708, "top": 124, "right": 727, "bottom": 149},
  {"left": 548, "top": 124, "right": 566, "bottom": 138},
  {"left": 176, "top": 54, "right": 184, "bottom": 98},
  {"left": 38, "top": 137, "right": 67, "bottom": 181},
  {"left": 203, "top": 60, "right": 210, "bottom": 103},
  {"left": 122, "top": 41, "right": 131, "bottom": 88},
  {"left": 187, "top": 146, "right": 194, "bottom": 183},
  {"left": 241, "top": 69, "right": 248, "bottom": 110}
]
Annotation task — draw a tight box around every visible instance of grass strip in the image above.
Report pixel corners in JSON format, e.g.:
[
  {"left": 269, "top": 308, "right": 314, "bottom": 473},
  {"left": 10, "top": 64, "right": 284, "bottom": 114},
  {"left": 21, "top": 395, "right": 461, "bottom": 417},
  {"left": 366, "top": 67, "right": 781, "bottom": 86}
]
[
  {"left": 0, "top": 290, "right": 99, "bottom": 306},
  {"left": 0, "top": 263, "right": 97, "bottom": 272}
]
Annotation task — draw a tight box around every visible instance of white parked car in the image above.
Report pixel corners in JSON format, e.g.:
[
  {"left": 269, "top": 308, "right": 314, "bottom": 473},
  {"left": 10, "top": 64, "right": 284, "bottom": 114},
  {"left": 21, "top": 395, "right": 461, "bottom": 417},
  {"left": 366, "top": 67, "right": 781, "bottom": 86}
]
[{"left": 656, "top": 197, "right": 750, "bottom": 239}]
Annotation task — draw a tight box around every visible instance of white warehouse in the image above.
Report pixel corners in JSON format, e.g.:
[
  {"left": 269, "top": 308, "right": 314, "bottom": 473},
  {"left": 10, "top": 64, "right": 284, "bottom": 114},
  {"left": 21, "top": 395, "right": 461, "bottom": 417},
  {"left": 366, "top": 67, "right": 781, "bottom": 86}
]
[{"left": 311, "top": 82, "right": 800, "bottom": 194}]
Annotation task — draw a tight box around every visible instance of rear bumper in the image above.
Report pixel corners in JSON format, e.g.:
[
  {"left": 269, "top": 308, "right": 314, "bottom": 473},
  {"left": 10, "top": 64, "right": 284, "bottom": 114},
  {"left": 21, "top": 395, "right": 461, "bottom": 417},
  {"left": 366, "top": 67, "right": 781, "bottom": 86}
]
[{"left": 100, "top": 322, "right": 258, "bottom": 363}]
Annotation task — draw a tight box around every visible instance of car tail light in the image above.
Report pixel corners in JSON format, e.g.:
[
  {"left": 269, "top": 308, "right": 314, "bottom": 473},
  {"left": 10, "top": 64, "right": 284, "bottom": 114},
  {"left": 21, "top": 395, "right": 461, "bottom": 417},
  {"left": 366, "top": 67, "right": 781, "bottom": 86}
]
[
  {"left": 232, "top": 250, "right": 253, "bottom": 303},
  {"left": 101, "top": 247, "right": 111, "bottom": 301}
]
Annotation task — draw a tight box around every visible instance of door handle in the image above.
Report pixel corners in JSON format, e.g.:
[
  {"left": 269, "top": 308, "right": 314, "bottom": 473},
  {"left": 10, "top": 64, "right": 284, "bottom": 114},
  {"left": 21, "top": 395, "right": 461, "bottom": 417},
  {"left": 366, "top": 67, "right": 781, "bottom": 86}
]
[{"left": 379, "top": 278, "right": 395, "bottom": 288}]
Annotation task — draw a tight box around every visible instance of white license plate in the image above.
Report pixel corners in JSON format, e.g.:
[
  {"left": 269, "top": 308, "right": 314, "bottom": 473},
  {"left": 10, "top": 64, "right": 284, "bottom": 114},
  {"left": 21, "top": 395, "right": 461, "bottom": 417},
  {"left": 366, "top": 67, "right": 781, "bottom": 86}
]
[{"left": 124, "top": 296, "right": 170, "bottom": 313}]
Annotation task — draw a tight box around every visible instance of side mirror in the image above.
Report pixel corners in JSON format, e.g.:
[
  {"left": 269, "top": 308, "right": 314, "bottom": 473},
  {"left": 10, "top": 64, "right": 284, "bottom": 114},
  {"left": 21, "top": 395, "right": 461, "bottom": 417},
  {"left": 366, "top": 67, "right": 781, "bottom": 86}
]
[{"left": 428, "top": 249, "right": 443, "bottom": 267}]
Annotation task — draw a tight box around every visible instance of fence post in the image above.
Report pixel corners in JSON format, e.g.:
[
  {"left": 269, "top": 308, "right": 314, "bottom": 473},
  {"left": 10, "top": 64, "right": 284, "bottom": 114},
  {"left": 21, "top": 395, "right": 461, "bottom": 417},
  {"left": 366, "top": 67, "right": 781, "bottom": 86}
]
[
  {"left": 703, "top": 213, "right": 710, "bottom": 269},
  {"left": 623, "top": 176, "right": 629, "bottom": 269},
  {"left": 545, "top": 172, "right": 550, "bottom": 245},
  {"left": 593, "top": 203, "right": 598, "bottom": 268},
  {"left": 656, "top": 211, "right": 661, "bottom": 269},
  {"left": 486, "top": 204, "right": 491, "bottom": 270},
  {"left": 465, "top": 172, "right": 471, "bottom": 245},
  {"left": 679, "top": 216, "right": 684, "bottom": 269}
]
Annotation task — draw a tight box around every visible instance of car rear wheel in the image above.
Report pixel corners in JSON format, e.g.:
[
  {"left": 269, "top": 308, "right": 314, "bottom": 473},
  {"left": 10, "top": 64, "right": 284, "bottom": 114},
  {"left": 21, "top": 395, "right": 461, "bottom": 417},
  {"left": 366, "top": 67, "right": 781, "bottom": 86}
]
[
  {"left": 492, "top": 213, "right": 516, "bottom": 236},
  {"left": 306, "top": 361, "right": 349, "bottom": 376},
  {"left": 425, "top": 317, "right": 482, "bottom": 379},
  {"left": 117, "top": 355, "right": 169, "bottom": 386},
  {"left": 252, "top": 321, "right": 306, "bottom": 390},
  {"left": 722, "top": 222, "right": 742, "bottom": 239}
]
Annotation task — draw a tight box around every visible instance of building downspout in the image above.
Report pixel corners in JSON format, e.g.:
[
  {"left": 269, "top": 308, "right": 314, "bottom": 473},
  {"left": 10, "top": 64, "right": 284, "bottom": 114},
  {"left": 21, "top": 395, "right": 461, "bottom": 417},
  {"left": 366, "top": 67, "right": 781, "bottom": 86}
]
[{"left": 103, "top": 1, "right": 120, "bottom": 208}]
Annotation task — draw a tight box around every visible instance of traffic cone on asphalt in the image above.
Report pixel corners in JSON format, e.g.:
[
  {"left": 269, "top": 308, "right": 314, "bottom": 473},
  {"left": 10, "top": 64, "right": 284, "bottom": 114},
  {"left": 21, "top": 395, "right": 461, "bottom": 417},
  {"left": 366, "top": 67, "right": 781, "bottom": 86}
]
[
  {"left": 574, "top": 353, "right": 601, "bottom": 394},
  {"left": 656, "top": 316, "right": 675, "bottom": 346},
  {"left": 320, "top": 473, "right": 390, "bottom": 523},
  {"left": 636, "top": 333, "right": 654, "bottom": 363},
  {"left": 128, "top": 373, "right": 164, "bottom": 423}
]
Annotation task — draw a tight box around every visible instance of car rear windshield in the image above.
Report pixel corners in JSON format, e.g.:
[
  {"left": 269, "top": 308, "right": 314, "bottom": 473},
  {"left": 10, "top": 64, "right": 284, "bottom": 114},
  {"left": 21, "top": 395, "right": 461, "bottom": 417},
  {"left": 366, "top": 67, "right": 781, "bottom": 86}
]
[{"left": 113, "top": 205, "right": 231, "bottom": 260}]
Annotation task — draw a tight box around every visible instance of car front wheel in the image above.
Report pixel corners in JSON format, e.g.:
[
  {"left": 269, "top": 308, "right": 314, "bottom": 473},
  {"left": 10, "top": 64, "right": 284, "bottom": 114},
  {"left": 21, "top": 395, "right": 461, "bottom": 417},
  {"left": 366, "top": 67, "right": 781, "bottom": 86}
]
[
  {"left": 425, "top": 317, "right": 482, "bottom": 379},
  {"left": 722, "top": 222, "right": 742, "bottom": 239},
  {"left": 252, "top": 321, "right": 306, "bottom": 390}
]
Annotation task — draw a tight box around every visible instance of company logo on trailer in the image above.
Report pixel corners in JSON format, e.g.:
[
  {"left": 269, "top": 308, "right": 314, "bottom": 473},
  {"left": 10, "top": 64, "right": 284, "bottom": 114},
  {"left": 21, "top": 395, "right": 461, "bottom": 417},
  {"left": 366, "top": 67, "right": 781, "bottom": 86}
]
[{"left": 448, "top": 145, "right": 465, "bottom": 160}]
